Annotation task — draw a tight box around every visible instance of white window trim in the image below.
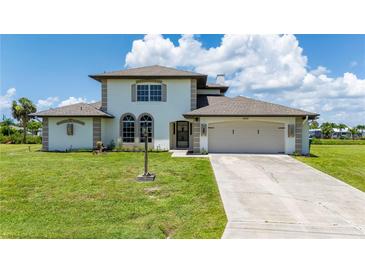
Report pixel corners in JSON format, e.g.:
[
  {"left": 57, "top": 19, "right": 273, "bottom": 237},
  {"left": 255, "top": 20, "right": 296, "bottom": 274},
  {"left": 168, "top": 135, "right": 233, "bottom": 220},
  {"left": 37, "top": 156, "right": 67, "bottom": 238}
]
[{"left": 136, "top": 83, "right": 162, "bottom": 102}]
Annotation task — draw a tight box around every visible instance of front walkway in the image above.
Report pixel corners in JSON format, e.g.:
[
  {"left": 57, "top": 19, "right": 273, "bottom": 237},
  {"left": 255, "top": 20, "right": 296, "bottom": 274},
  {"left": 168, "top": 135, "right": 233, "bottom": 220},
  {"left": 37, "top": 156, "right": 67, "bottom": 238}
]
[
  {"left": 170, "top": 150, "right": 209, "bottom": 158},
  {"left": 210, "top": 154, "right": 365, "bottom": 238}
]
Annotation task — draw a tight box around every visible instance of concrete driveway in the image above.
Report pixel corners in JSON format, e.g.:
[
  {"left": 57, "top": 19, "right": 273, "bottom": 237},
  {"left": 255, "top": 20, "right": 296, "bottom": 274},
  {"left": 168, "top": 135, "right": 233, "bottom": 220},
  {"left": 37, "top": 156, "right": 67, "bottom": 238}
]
[{"left": 210, "top": 154, "right": 365, "bottom": 238}]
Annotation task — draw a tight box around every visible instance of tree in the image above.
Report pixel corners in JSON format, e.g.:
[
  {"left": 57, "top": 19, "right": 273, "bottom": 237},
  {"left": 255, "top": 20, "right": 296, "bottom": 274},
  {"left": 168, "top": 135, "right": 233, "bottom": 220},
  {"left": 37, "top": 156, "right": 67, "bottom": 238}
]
[
  {"left": 11, "top": 97, "right": 37, "bottom": 143},
  {"left": 309, "top": 120, "right": 319, "bottom": 129},
  {"left": 357, "top": 125, "right": 365, "bottom": 137},
  {"left": 0, "top": 118, "right": 16, "bottom": 136},
  {"left": 349, "top": 127, "right": 359, "bottom": 140},
  {"left": 320, "top": 122, "right": 335, "bottom": 139},
  {"left": 27, "top": 120, "right": 42, "bottom": 136},
  {"left": 337, "top": 123, "right": 347, "bottom": 139}
]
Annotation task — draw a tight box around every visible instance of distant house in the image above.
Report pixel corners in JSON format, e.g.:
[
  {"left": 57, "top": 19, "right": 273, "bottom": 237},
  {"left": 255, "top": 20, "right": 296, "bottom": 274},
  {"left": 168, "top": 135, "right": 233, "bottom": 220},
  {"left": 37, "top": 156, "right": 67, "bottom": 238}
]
[
  {"left": 356, "top": 128, "right": 365, "bottom": 138},
  {"left": 332, "top": 128, "right": 352, "bottom": 139},
  {"left": 309, "top": 128, "right": 322, "bottom": 138}
]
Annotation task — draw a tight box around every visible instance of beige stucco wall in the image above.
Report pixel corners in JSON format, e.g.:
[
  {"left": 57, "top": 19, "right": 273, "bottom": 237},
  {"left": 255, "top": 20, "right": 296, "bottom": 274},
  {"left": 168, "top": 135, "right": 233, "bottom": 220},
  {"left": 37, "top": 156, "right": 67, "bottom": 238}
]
[
  {"left": 106, "top": 79, "right": 192, "bottom": 150},
  {"left": 48, "top": 117, "right": 93, "bottom": 151}
]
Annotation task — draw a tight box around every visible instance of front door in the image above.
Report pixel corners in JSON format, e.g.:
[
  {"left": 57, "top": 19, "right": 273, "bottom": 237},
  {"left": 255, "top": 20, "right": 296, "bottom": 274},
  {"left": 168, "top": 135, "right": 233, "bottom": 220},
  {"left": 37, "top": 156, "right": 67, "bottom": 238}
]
[{"left": 176, "top": 121, "right": 189, "bottom": 149}]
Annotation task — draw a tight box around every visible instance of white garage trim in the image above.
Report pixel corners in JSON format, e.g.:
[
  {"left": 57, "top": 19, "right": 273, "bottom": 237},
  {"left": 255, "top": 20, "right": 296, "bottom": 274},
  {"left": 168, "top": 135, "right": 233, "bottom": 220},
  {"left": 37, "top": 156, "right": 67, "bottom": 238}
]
[
  {"left": 208, "top": 120, "right": 285, "bottom": 154},
  {"left": 200, "top": 117, "right": 298, "bottom": 154}
]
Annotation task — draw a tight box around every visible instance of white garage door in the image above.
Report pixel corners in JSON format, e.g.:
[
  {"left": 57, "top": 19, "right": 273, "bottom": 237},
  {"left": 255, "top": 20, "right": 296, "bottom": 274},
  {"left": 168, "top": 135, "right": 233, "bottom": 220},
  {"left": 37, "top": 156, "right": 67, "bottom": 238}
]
[{"left": 208, "top": 121, "right": 285, "bottom": 153}]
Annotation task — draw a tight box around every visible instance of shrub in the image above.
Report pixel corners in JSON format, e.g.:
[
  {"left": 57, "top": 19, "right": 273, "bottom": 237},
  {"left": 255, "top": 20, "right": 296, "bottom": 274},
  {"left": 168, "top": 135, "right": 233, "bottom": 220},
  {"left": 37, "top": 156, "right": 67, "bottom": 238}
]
[
  {"left": 0, "top": 132, "right": 41, "bottom": 144},
  {"left": 109, "top": 139, "right": 115, "bottom": 150},
  {"left": 0, "top": 125, "right": 16, "bottom": 136},
  {"left": 26, "top": 135, "right": 42, "bottom": 144}
]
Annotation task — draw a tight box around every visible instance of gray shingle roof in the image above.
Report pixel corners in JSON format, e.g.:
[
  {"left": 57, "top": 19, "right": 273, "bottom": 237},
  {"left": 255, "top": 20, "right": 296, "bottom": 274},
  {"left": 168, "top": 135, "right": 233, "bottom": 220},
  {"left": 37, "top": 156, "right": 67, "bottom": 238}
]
[
  {"left": 197, "top": 95, "right": 231, "bottom": 108},
  {"left": 185, "top": 96, "right": 319, "bottom": 118},
  {"left": 90, "top": 65, "right": 206, "bottom": 78},
  {"left": 89, "top": 65, "right": 209, "bottom": 88},
  {"left": 29, "top": 102, "right": 114, "bottom": 118}
]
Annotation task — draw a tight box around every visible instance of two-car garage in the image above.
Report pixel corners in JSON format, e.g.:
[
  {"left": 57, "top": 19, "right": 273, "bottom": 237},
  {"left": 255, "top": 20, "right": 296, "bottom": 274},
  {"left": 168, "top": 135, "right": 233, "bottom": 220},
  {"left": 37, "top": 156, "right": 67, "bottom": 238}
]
[{"left": 208, "top": 120, "right": 285, "bottom": 154}]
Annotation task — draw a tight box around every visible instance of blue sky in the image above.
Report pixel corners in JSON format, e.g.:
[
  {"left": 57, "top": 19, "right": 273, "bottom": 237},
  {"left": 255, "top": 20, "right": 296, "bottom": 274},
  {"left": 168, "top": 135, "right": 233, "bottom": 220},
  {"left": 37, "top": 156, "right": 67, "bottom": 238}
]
[{"left": 1, "top": 34, "right": 364, "bottom": 125}]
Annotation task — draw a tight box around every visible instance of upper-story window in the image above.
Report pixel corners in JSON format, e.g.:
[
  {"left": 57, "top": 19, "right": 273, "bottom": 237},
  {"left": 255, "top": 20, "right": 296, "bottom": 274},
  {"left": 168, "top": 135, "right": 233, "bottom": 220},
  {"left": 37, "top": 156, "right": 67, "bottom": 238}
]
[
  {"left": 137, "top": 85, "right": 149, "bottom": 101},
  {"left": 150, "top": 85, "right": 162, "bottom": 101},
  {"left": 137, "top": 84, "right": 162, "bottom": 102}
]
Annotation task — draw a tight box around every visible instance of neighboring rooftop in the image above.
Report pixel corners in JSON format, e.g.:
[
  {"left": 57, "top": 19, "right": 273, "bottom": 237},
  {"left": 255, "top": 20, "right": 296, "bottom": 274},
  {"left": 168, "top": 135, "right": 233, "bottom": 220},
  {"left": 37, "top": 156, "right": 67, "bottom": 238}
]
[
  {"left": 29, "top": 102, "right": 114, "bottom": 118},
  {"left": 186, "top": 96, "right": 319, "bottom": 118}
]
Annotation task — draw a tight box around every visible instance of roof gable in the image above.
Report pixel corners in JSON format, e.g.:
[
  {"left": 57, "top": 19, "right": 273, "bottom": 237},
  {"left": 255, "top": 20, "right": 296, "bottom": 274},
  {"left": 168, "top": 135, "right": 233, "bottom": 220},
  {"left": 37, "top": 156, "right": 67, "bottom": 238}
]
[{"left": 29, "top": 102, "right": 114, "bottom": 118}]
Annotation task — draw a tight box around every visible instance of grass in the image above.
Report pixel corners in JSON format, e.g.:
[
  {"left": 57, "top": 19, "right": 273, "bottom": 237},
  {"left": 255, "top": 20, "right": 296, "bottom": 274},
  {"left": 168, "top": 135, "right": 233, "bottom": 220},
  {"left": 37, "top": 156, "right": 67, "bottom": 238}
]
[
  {"left": 295, "top": 145, "right": 365, "bottom": 192},
  {"left": 311, "top": 138, "right": 365, "bottom": 145},
  {"left": 0, "top": 144, "right": 226, "bottom": 239}
]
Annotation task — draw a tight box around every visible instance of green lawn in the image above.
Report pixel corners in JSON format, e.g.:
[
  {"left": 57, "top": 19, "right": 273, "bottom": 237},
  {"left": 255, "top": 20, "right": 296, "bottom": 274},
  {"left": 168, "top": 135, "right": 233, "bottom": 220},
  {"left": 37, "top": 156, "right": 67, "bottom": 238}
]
[
  {"left": 295, "top": 145, "right": 365, "bottom": 192},
  {"left": 0, "top": 144, "right": 226, "bottom": 239},
  {"left": 311, "top": 138, "right": 365, "bottom": 145}
]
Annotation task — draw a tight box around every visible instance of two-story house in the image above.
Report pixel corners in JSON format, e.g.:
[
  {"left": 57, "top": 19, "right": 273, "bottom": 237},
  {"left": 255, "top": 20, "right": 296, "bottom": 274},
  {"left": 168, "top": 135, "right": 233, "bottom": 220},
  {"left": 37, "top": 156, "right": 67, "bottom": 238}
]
[{"left": 30, "top": 65, "right": 318, "bottom": 155}]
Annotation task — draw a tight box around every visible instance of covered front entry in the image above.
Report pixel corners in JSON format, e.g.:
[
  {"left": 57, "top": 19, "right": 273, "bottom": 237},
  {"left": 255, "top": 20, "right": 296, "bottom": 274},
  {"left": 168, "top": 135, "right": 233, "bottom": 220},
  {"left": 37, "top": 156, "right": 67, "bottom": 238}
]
[
  {"left": 169, "top": 121, "right": 192, "bottom": 150},
  {"left": 208, "top": 120, "right": 285, "bottom": 153},
  {"left": 176, "top": 121, "right": 189, "bottom": 148}
]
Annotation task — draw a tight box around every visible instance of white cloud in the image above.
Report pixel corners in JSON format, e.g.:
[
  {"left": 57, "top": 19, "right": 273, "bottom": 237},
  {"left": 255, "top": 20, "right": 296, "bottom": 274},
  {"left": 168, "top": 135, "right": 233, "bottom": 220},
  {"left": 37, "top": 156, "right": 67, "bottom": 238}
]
[
  {"left": 124, "top": 34, "right": 365, "bottom": 126},
  {"left": 37, "top": 96, "right": 59, "bottom": 110},
  {"left": 0, "top": 88, "right": 16, "bottom": 111},
  {"left": 126, "top": 34, "right": 307, "bottom": 91},
  {"left": 58, "top": 97, "right": 95, "bottom": 107},
  {"left": 310, "top": 66, "right": 330, "bottom": 76}
]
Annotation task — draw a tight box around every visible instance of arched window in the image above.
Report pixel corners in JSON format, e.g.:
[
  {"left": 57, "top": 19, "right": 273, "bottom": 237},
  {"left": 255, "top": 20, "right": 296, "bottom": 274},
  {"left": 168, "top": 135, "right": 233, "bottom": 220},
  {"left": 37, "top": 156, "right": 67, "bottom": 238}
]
[
  {"left": 121, "top": 114, "right": 135, "bottom": 143},
  {"left": 139, "top": 114, "right": 153, "bottom": 143}
]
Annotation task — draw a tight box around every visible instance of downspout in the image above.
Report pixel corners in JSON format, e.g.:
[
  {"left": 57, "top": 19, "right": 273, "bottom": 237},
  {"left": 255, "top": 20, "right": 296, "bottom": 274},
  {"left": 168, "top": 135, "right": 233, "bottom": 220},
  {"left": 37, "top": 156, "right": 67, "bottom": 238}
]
[{"left": 302, "top": 115, "right": 308, "bottom": 125}]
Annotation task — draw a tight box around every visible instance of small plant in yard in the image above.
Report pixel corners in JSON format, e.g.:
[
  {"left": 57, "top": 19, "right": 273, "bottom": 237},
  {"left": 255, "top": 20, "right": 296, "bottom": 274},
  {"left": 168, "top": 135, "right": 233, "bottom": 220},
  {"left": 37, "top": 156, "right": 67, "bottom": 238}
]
[
  {"left": 109, "top": 139, "right": 116, "bottom": 150},
  {"left": 116, "top": 137, "right": 122, "bottom": 150},
  {"left": 93, "top": 141, "right": 105, "bottom": 155}
]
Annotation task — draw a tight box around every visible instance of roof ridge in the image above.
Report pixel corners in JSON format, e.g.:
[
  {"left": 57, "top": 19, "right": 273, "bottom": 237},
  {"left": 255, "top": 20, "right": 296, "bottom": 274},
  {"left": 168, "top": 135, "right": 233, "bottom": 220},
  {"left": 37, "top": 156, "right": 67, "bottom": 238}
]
[
  {"left": 29, "top": 101, "right": 114, "bottom": 118},
  {"left": 91, "top": 64, "right": 206, "bottom": 77},
  {"left": 184, "top": 95, "right": 319, "bottom": 117}
]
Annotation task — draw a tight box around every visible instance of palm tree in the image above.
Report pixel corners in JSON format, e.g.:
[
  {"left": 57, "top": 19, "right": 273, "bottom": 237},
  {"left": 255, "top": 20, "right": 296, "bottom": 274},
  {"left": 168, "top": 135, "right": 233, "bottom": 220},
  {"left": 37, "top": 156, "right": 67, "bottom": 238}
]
[
  {"left": 11, "top": 97, "right": 37, "bottom": 143},
  {"left": 320, "top": 122, "right": 335, "bottom": 139},
  {"left": 337, "top": 123, "right": 347, "bottom": 139},
  {"left": 309, "top": 120, "right": 319, "bottom": 129},
  {"left": 0, "top": 118, "right": 15, "bottom": 136},
  {"left": 27, "top": 120, "right": 42, "bottom": 135},
  {"left": 349, "top": 127, "right": 359, "bottom": 140},
  {"left": 356, "top": 125, "right": 365, "bottom": 138}
]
